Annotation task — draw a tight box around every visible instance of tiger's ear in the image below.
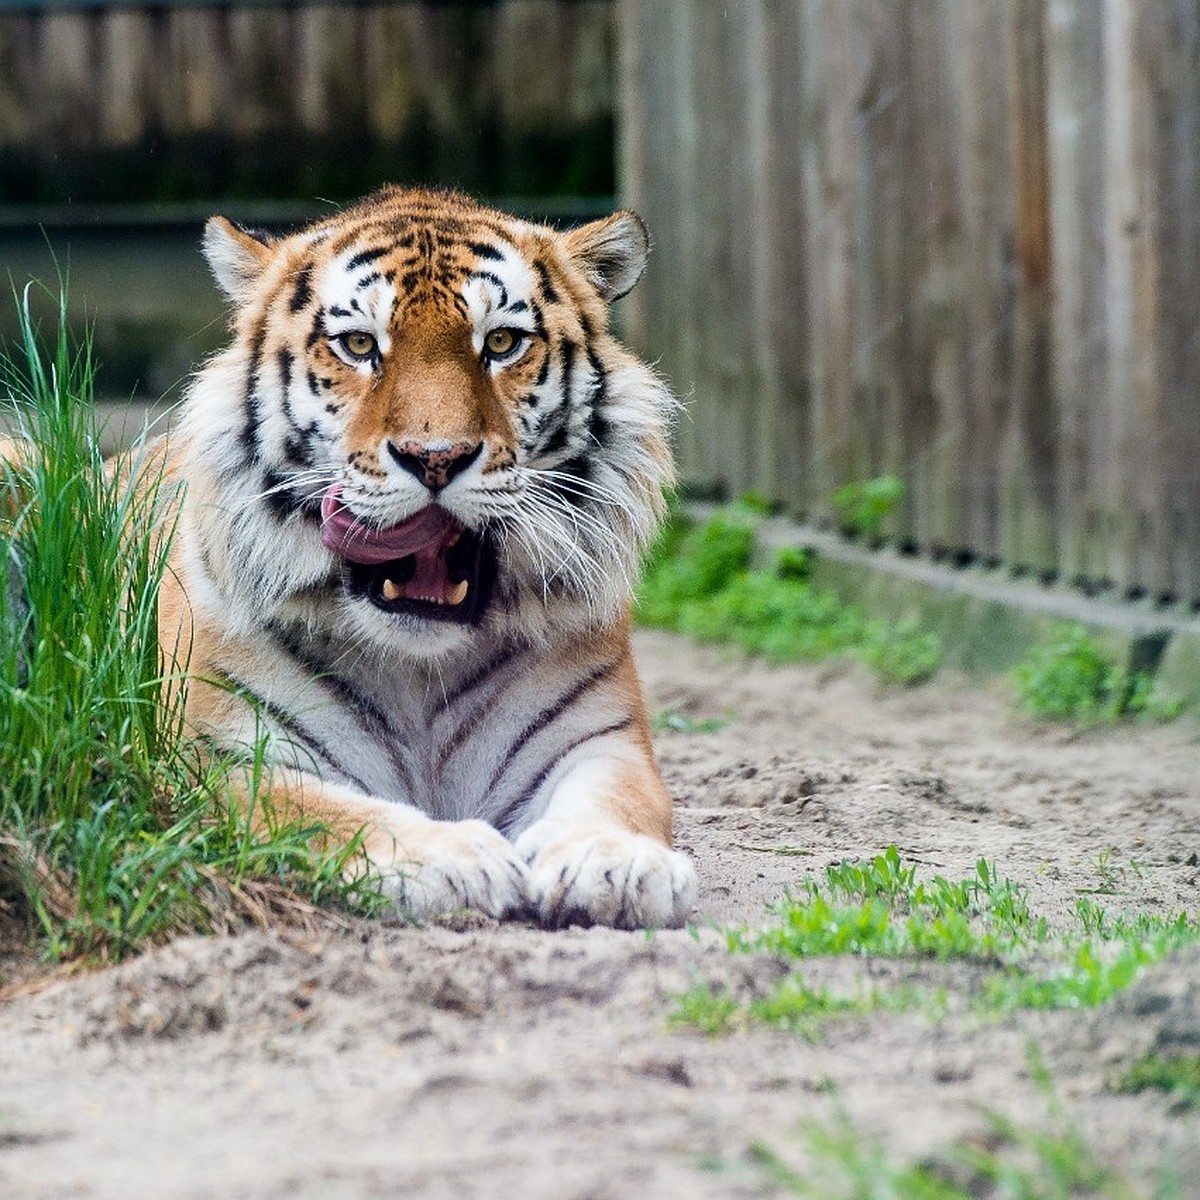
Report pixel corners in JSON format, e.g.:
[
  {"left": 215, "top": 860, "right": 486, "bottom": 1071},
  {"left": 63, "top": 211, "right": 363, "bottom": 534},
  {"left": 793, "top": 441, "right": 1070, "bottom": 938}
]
[
  {"left": 564, "top": 210, "right": 649, "bottom": 302},
  {"left": 203, "top": 216, "right": 277, "bottom": 302}
]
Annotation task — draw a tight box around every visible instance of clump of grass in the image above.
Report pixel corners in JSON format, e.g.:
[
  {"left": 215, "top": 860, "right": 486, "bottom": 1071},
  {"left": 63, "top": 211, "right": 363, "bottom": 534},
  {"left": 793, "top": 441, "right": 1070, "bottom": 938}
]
[
  {"left": 0, "top": 286, "right": 377, "bottom": 963},
  {"left": 1013, "top": 625, "right": 1182, "bottom": 724},
  {"left": 748, "top": 1055, "right": 1162, "bottom": 1199},
  {"left": 1120, "top": 1054, "right": 1200, "bottom": 1111},
  {"left": 636, "top": 500, "right": 942, "bottom": 685},
  {"left": 671, "top": 847, "right": 1200, "bottom": 1036},
  {"left": 649, "top": 707, "right": 730, "bottom": 735},
  {"left": 831, "top": 474, "right": 904, "bottom": 540}
]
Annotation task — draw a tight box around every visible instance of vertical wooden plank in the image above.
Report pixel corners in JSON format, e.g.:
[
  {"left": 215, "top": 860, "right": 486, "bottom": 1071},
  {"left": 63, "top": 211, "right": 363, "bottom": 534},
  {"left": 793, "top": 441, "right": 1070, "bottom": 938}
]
[
  {"left": 802, "top": 0, "right": 865, "bottom": 519},
  {"left": 617, "top": 0, "right": 704, "bottom": 489},
  {"left": 897, "top": 0, "right": 968, "bottom": 557},
  {"left": 97, "top": 9, "right": 155, "bottom": 148},
  {"left": 1045, "top": 0, "right": 1108, "bottom": 588},
  {"left": 853, "top": 0, "right": 915, "bottom": 539},
  {"left": 1143, "top": 2, "right": 1200, "bottom": 605},
  {"left": 175, "top": 9, "right": 231, "bottom": 134},
  {"left": 1152, "top": 0, "right": 1200, "bottom": 600},
  {"left": 362, "top": 6, "right": 419, "bottom": 145},
  {"left": 948, "top": 0, "right": 1013, "bottom": 565},
  {"left": 1001, "top": 0, "right": 1057, "bottom": 577},
  {"left": 37, "top": 11, "right": 95, "bottom": 147},
  {"left": 731, "top": 0, "right": 776, "bottom": 500},
  {"left": 1104, "top": 0, "right": 1168, "bottom": 598},
  {"left": 680, "top": 1, "right": 747, "bottom": 497},
  {"left": 0, "top": 14, "right": 38, "bottom": 146},
  {"left": 761, "top": 0, "right": 813, "bottom": 515}
]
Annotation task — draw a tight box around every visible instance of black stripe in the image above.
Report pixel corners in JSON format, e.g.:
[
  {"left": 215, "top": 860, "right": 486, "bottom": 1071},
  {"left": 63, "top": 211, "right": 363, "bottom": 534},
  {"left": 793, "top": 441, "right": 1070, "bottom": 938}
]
[
  {"left": 469, "top": 241, "right": 505, "bottom": 262},
  {"left": 275, "top": 346, "right": 318, "bottom": 469},
  {"left": 210, "top": 667, "right": 374, "bottom": 795},
  {"left": 346, "top": 245, "right": 389, "bottom": 271},
  {"left": 484, "top": 654, "right": 625, "bottom": 797},
  {"left": 528, "top": 299, "right": 546, "bottom": 339},
  {"left": 467, "top": 270, "right": 509, "bottom": 309},
  {"left": 266, "top": 621, "right": 420, "bottom": 799},
  {"left": 560, "top": 340, "right": 578, "bottom": 413},
  {"left": 306, "top": 308, "right": 326, "bottom": 349},
  {"left": 277, "top": 345, "right": 293, "bottom": 397},
  {"left": 261, "top": 466, "right": 300, "bottom": 520},
  {"left": 289, "top": 264, "right": 314, "bottom": 313},
  {"left": 534, "top": 260, "right": 559, "bottom": 305},
  {"left": 441, "top": 644, "right": 522, "bottom": 710},
  {"left": 584, "top": 346, "right": 610, "bottom": 450},
  {"left": 538, "top": 408, "right": 571, "bottom": 459},
  {"left": 534, "top": 339, "right": 576, "bottom": 457},
  {"left": 494, "top": 716, "right": 635, "bottom": 834},
  {"left": 355, "top": 271, "right": 382, "bottom": 290},
  {"left": 259, "top": 465, "right": 320, "bottom": 522},
  {"left": 552, "top": 454, "right": 593, "bottom": 489},
  {"left": 239, "top": 316, "right": 268, "bottom": 462},
  {"left": 506, "top": 299, "right": 529, "bottom": 315},
  {"left": 328, "top": 304, "right": 352, "bottom": 319},
  {"left": 433, "top": 646, "right": 523, "bottom": 770}
]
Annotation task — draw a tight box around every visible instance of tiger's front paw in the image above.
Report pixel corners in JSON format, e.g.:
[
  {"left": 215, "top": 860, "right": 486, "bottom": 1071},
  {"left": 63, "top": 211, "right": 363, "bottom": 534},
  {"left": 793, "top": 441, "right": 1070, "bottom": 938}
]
[
  {"left": 515, "top": 820, "right": 698, "bottom": 930},
  {"left": 369, "top": 818, "right": 532, "bottom": 921}
]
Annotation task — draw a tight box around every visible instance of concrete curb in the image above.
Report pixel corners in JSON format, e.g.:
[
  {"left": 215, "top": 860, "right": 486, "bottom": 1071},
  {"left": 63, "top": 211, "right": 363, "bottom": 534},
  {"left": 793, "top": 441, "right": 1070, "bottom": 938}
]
[{"left": 690, "top": 506, "right": 1200, "bottom": 702}]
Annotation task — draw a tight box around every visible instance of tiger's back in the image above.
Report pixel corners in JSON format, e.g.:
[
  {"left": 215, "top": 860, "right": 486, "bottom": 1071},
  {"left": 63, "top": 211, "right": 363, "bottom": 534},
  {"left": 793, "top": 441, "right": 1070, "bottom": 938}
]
[{"left": 158, "top": 185, "right": 695, "bottom": 929}]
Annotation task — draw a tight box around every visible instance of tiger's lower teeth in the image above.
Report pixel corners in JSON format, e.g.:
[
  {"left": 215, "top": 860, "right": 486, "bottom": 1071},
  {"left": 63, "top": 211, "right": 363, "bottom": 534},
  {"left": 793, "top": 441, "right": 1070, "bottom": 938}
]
[{"left": 379, "top": 578, "right": 469, "bottom": 605}]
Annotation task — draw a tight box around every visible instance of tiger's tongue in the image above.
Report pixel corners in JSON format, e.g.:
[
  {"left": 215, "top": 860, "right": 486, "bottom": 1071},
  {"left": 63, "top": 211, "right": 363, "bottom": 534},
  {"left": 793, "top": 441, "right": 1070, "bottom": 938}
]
[{"left": 320, "top": 487, "right": 459, "bottom": 566}]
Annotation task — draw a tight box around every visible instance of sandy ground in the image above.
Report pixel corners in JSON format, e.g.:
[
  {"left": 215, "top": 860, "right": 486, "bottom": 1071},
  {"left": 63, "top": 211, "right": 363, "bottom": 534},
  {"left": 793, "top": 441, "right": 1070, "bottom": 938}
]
[{"left": 3, "top": 628, "right": 1200, "bottom": 1198}]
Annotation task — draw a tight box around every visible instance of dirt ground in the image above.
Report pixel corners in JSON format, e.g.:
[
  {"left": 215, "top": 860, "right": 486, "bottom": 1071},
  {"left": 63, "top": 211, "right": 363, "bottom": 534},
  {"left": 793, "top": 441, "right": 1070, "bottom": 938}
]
[{"left": 3, "top": 628, "right": 1200, "bottom": 1198}]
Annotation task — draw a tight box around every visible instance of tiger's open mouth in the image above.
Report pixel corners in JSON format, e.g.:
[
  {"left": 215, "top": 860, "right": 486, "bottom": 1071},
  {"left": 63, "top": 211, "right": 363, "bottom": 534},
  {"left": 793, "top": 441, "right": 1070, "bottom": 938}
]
[{"left": 321, "top": 487, "right": 495, "bottom": 625}]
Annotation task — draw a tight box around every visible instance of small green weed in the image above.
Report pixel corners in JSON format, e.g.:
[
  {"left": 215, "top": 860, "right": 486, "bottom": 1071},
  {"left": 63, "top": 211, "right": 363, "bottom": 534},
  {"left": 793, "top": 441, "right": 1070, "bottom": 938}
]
[
  {"left": 671, "top": 976, "right": 921, "bottom": 1041},
  {"left": 649, "top": 707, "right": 730, "bottom": 735},
  {"left": 747, "top": 1108, "right": 1140, "bottom": 1200},
  {"left": 671, "top": 847, "right": 1200, "bottom": 1036},
  {"left": 0, "top": 287, "right": 376, "bottom": 962},
  {"left": 831, "top": 474, "right": 905, "bottom": 539},
  {"left": 636, "top": 501, "right": 942, "bottom": 685},
  {"left": 746, "top": 1052, "right": 1168, "bottom": 1199},
  {"left": 1120, "top": 1054, "right": 1200, "bottom": 1111},
  {"left": 1013, "top": 625, "right": 1182, "bottom": 724}
]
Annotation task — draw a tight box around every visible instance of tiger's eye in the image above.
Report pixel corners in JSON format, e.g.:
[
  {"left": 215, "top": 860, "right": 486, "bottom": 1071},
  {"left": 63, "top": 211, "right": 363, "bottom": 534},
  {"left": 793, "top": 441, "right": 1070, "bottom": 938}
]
[
  {"left": 484, "top": 328, "right": 518, "bottom": 358},
  {"left": 342, "top": 331, "right": 377, "bottom": 359}
]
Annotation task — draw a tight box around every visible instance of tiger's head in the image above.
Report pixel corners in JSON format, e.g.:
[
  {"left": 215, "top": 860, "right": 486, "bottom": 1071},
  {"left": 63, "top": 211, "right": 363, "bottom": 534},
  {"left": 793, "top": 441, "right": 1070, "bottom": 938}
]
[{"left": 183, "top": 186, "right": 674, "bottom": 657}]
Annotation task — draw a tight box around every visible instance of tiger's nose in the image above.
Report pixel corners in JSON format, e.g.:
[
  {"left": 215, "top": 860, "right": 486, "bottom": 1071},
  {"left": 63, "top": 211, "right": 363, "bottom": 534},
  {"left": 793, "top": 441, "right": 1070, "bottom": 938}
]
[{"left": 387, "top": 439, "right": 484, "bottom": 492}]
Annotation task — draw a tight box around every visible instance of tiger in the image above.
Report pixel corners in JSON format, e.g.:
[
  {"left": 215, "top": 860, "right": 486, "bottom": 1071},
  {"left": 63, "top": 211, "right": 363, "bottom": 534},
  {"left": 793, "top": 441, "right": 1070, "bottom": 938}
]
[{"left": 149, "top": 185, "right": 696, "bottom": 929}]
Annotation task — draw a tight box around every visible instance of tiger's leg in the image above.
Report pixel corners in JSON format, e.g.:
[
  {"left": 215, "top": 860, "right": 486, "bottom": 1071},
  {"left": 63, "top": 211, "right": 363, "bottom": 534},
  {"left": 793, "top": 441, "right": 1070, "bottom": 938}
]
[
  {"left": 226, "top": 766, "right": 532, "bottom": 920},
  {"left": 514, "top": 741, "right": 698, "bottom": 930}
]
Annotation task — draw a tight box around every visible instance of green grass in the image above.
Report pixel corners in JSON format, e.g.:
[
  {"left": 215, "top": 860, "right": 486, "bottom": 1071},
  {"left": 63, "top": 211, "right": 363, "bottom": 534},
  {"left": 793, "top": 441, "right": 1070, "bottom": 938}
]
[
  {"left": 831, "top": 474, "right": 904, "bottom": 540},
  {"left": 649, "top": 707, "right": 731, "bottom": 735},
  {"left": 0, "top": 286, "right": 378, "bottom": 963},
  {"left": 738, "top": 1050, "right": 1184, "bottom": 1200},
  {"left": 750, "top": 1103, "right": 1163, "bottom": 1200},
  {"left": 635, "top": 499, "right": 942, "bottom": 685},
  {"left": 673, "top": 847, "right": 1200, "bottom": 1036},
  {"left": 1013, "top": 625, "right": 1182, "bottom": 724},
  {"left": 1119, "top": 1054, "right": 1200, "bottom": 1111}
]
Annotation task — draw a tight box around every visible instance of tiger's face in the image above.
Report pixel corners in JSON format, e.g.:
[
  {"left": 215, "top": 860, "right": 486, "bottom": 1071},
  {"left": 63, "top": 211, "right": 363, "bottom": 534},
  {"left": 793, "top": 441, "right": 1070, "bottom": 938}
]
[{"left": 186, "top": 187, "right": 674, "bottom": 658}]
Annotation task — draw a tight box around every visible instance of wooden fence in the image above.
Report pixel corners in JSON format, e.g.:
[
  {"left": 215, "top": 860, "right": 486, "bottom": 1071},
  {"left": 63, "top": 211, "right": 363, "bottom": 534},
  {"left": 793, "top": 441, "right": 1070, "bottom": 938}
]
[
  {"left": 618, "top": 0, "right": 1200, "bottom": 606},
  {"left": 0, "top": 0, "right": 614, "bottom": 203}
]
